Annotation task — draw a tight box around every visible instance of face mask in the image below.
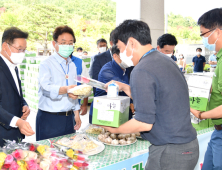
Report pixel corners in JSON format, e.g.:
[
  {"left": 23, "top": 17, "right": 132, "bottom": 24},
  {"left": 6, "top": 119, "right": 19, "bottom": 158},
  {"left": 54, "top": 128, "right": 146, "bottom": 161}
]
[
  {"left": 57, "top": 44, "right": 74, "bottom": 58},
  {"left": 196, "top": 52, "right": 201, "bottom": 55},
  {"left": 78, "top": 52, "right": 83, "bottom": 56},
  {"left": 202, "top": 30, "right": 219, "bottom": 51},
  {"left": 99, "top": 47, "right": 107, "bottom": 53},
  {"left": 116, "top": 55, "right": 129, "bottom": 69},
  {"left": 166, "top": 54, "right": 172, "bottom": 57},
  {"left": 6, "top": 44, "right": 25, "bottom": 64},
  {"left": 119, "top": 42, "right": 134, "bottom": 67}
]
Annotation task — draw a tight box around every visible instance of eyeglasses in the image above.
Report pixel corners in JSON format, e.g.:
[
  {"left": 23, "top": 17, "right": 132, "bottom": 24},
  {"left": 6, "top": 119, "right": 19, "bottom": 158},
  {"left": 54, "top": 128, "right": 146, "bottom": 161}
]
[
  {"left": 200, "top": 28, "right": 216, "bottom": 37},
  {"left": 8, "top": 44, "right": 26, "bottom": 53},
  {"left": 56, "top": 42, "right": 75, "bottom": 46}
]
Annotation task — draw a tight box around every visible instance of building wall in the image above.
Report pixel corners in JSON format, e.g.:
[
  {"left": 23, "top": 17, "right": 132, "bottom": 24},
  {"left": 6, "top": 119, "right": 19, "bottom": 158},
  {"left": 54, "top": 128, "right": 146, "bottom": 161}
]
[{"left": 116, "top": 0, "right": 164, "bottom": 47}]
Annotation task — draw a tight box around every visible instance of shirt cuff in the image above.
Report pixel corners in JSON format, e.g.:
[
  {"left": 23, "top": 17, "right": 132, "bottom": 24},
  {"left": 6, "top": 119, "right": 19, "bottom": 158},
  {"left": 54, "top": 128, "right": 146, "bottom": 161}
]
[
  {"left": 50, "top": 85, "right": 63, "bottom": 100},
  {"left": 9, "top": 116, "right": 20, "bottom": 128}
]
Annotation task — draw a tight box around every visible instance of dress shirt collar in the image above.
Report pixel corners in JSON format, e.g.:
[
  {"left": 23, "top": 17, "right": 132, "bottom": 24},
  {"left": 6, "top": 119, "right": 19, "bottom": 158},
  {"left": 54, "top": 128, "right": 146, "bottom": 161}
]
[
  {"left": 53, "top": 52, "right": 72, "bottom": 65},
  {"left": 1, "top": 53, "right": 16, "bottom": 69}
]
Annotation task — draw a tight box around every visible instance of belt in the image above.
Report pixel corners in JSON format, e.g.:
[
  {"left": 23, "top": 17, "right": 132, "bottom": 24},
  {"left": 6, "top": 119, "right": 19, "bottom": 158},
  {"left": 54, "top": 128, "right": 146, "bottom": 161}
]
[
  {"left": 214, "top": 125, "right": 222, "bottom": 130},
  {"left": 45, "top": 110, "right": 73, "bottom": 116}
]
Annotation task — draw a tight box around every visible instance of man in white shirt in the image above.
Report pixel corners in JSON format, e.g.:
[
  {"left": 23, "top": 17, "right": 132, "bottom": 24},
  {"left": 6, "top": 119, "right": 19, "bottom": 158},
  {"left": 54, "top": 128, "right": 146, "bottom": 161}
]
[{"left": 0, "top": 27, "right": 34, "bottom": 146}]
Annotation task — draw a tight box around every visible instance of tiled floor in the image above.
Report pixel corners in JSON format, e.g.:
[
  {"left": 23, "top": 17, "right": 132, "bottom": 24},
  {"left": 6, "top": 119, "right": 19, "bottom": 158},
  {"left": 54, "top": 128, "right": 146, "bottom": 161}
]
[{"left": 24, "top": 106, "right": 91, "bottom": 143}]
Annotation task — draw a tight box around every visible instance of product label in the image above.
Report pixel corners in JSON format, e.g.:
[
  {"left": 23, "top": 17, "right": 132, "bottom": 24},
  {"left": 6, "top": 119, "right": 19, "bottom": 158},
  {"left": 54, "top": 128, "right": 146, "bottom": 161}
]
[{"left": 97, "top": 110, "right": 114, "bottom": 121}]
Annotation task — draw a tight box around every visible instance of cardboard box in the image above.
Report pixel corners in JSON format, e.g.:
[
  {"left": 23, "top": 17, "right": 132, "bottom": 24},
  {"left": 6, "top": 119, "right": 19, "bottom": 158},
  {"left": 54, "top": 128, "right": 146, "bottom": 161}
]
[
  {"left": 185, "top": 74, "right": 212, "bottom": 111},
  {"left": 92, "top": 96, "right": 130, "bottom": 127}
]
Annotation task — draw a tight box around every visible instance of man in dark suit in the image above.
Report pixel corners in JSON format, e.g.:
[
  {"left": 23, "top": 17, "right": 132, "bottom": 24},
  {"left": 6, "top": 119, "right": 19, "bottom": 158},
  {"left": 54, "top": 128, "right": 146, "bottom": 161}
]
[
  {"left": 92, "top": 30, "right": 117, "bottom": 81},
  {"left": 0, "top": 27, "right": 34, "bottom": 147}
]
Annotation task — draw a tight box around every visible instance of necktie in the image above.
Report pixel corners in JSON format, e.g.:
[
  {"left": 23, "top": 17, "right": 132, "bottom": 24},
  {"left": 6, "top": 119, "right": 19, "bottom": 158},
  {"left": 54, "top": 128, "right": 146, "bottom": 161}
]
[
  {"left": 15, "top": 66, "right": 21, "bottom": 96},
  {"left": 15, "top": 66, "right": 19, "bottom": 79}
]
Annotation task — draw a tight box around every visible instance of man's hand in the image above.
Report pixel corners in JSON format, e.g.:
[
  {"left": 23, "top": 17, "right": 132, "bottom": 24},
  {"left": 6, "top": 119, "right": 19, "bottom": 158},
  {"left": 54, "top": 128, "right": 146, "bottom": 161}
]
[
  {"left": 74, "top": 111, "right": 81, "bottom": 130},
  {"left": 80, "top": 104, "right": 88, "bottom": 115},
  {"left": 130, "top": 103, "right": 135, "bottom": 114},
  {"left": 21, "top": 105, "right": 30, "bottom": 120},
  {"left": 67, "top": 85, "right": 78, "bottom": 100},
  {"left": 100, "top": 126, "right": 118, "bottom": 134},
  {"left": 16, "top": 119, "right": 35, "bottom": 136},
  {"left": 190, "top": 108, "right": 201, "bottom": 118}
]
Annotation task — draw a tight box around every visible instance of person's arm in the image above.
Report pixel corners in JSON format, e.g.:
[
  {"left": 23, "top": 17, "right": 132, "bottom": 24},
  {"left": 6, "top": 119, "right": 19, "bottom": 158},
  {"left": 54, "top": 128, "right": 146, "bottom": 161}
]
[
  {"left": 39, "top": 63, "right": 77, "bottom": 99},
  {"left": 190, "top": 106, "right": 222, "bottom": 119},
  {"left": 0, "top": 82, "right": 34, "bottom": 135},
  {"left": 203, "top": 62, "right": 206, "bottom": 69},
  {"left": 103, "top": 69, "right": 156, "bottom": 133},
  {"left": 101, "top": 118, "right": 152, "bottom": 134},
  {"left": 209, "top": 61, "right": 217, "bottom": 65},
  {"left": 217, "top": 61, "right": 222, "bottom": 93},
  {"left": 80, "top": 98, "right": 88, "bottom": 116},
  {"left": 74, "top": 110, "right": 81, "bottom": 130},
  {"left": 192, "top": 57, "right": 195, "bottom": 66},
  {"left": 183, "top": 60, "right": 186, "bottom": 71}
]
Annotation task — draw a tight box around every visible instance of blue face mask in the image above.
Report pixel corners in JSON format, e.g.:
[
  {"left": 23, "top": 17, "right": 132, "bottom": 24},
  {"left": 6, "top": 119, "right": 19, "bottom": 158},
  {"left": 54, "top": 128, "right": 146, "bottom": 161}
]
[{"left": 202, "top": 30, "right": 218, "bottom": 51}]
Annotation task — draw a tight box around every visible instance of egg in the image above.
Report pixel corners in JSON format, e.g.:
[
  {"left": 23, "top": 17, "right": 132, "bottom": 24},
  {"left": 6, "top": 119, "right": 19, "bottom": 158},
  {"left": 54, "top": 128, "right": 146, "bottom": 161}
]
[
  {"left": 111, "top": 139, "right": 119, "bottom": 145},
  {"left": 125, "top": 134, "right": 130, "bottom": 138},
  {"left": 119, "top": 139, "right": 126, "bottom": 145},
  {"left": 135, "top": 132, "right": 140, "bottom": 137},
  {"left": 131, "top": 133, "right": 136, "bottom": 138},
  {"left": 126, "top": 140, "right": 132, "bottom": 144},
  {"left": 101, "top": 129, "right": 106, "bottom": 134},
  {"left": 105, "top": 132, "right": 111, "bottom": 136},
  {"left": 105, "top": 137, "right": 112, "bottom": 144},
  {"left": 98, "top": 134, "right": 105, "bottom": 140},
  {"left": 118, "top": 134, "right": 123, "bottom": 139},
  {"left": 121, "top": 134, "right": 126, "bottom": 139},
  {"left": 110, "top": 134, "right": 117, "bottom": 139}
]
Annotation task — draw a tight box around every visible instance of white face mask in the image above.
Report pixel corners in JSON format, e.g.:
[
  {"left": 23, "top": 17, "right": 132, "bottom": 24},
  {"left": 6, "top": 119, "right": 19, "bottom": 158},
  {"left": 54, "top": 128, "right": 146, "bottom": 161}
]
[
  {"left": 99, "top": 47, "right": 107, "bottom": 53},
  {"left": 166, "top": 54, "right": 172, "bottom": 57},
  {"left": 78, "top": 52, "right": 83, "bottom": 56},
  {"left": 6, "top": 44, "right": 25, "bottom": 64},
  {"left": 116, "top": 55, "right": 129, "bottom": 69},
  {"left": 196, "top": 52, "right": 201, "bottom": 55},
  {"left": 119, "top": 42, "right": 134, "bottom": 67}
]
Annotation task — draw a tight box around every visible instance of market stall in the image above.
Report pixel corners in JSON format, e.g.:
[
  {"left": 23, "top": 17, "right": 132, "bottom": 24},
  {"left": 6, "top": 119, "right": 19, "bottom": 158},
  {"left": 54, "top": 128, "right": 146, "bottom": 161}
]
[{"left": 35, "top": 126, "right": 214, "bottom": 170}]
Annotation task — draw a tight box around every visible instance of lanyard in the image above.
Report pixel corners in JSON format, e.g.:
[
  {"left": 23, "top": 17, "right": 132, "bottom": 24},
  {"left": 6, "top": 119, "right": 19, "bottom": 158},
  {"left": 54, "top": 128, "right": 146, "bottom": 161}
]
[
  {"left": 60, "top": 63, "right": 69, "bottom": 86},
  {"left": 141, "top": 48, "right": 156, "bottom": 59}
]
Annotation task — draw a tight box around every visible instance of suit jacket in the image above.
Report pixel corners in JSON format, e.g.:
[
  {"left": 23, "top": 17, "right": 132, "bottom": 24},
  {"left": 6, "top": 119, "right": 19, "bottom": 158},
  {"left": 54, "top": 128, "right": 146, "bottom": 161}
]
[
  {"left": 0, "top": 56, "right": 27, "bottom": 146},
  {"left": 92, "top": 50, "right": 112, "bottom": 94},
  {"left": 92, "top": 50, "right": 112, "bottom": 81}
]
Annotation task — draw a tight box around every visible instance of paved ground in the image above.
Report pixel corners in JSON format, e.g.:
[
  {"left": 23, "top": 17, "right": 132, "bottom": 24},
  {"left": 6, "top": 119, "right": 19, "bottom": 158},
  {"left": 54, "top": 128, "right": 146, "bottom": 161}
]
[{"left": 24, "top": 106, "right": 91, "bottom": 142}]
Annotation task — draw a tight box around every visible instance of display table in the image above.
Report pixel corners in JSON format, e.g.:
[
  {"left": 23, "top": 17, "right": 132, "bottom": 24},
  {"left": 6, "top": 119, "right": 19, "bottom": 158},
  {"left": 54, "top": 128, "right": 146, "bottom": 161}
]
[{"left": 36, "top": 127, "right": 214, "bottom": 170}]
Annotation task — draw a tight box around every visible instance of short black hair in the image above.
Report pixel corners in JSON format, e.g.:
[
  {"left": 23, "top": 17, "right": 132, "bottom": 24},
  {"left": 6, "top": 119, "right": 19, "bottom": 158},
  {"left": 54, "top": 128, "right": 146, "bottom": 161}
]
[
  {"left": 157, "top": 33, "right": 178, "bottom": 48},
  {"left": 2, "top": 27, "right": 28, "bottom": 45},
  {"left": 113, "top": 20, "right": 152, "bottom": 45},
  {"left": 198, "top": 8, "right": 222, "bottom": 29},
  {"left": 110, "top": 29, "right": 116, "bottom": 42},
  {"left": 196, "top": 48, "right": 202, "bottom": 52},
  {"left": 77, "top": 47, "right": 83, "bottom": 52},
  {"left": 111, "top": 45, "right": 120, "bottom": 56},
  {"left": 83, "top": 51, "right": 88, "bottom": 54},
  {"left": 96, "top": 38, "right": 107, "bottom": 46},
  {"left": 53, "top": 25, "right": 76, "bottom": 43}
]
